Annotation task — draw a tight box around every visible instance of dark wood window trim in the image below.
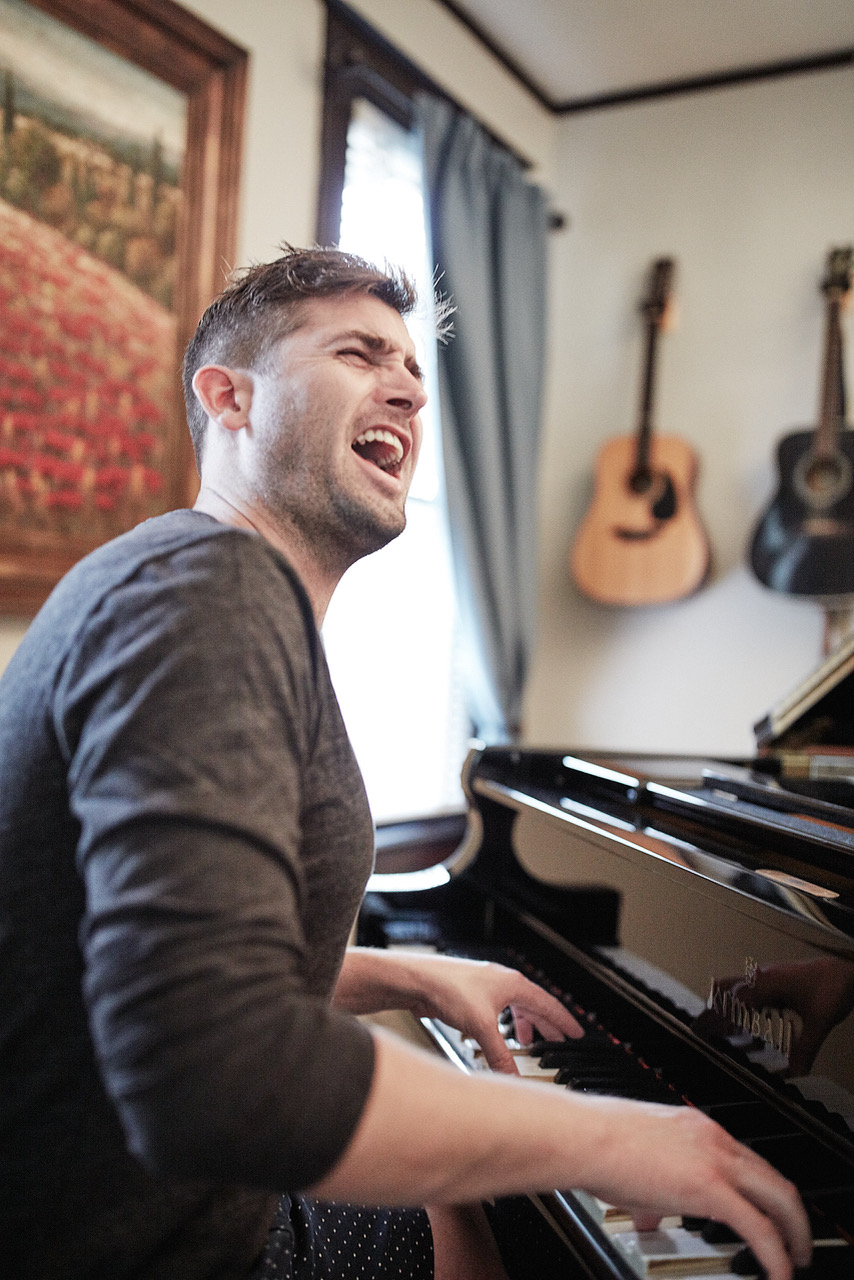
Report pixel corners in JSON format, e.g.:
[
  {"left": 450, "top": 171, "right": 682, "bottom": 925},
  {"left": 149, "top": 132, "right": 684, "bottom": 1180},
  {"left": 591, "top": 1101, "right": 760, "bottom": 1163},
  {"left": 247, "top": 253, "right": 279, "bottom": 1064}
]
[
  {"left": 316, "top": 0, "right": 535, "bottom": 247},
  {"left": 317, "top": 3, "right": 417, "bottom": 246}
]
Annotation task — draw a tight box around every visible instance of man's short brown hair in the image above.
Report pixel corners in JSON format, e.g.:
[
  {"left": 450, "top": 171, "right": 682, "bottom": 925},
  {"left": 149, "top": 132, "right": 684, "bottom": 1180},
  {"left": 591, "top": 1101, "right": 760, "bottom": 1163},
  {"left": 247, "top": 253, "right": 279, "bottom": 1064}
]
[{"left": 182, "top": 245, "right": 419, "bottom": 470}]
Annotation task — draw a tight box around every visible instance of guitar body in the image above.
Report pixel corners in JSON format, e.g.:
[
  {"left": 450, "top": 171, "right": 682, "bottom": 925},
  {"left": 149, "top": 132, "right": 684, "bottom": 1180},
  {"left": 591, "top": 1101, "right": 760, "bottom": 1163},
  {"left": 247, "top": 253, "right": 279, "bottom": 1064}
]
[
  {"left": 749, "top": 246, "right": 854, "bottom": 601},
  {"left": 571, "top": 433, "right": 710, "bottom": 605},
  {"left": 749, "top": 427, "right": 854, "bottom": 597}
]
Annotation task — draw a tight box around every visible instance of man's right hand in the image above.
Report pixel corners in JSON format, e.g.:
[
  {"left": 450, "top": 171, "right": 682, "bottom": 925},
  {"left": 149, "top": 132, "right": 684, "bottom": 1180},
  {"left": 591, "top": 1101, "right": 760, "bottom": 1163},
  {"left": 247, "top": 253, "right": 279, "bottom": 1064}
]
[{"left": 565, "top": 1093, "right": 811, "bottom": 1280}]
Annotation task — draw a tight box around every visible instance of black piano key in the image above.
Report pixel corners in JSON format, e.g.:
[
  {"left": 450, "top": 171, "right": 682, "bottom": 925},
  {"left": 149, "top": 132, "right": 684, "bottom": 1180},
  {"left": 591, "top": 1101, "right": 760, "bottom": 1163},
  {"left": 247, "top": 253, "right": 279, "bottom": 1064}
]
[
  {"left": 528, "top": 1039, "right": 577, "bottom": 1057},
  {"left": 553, "top": 1065, "right": 642, "bottom": 1087},
  {"left": 728, "top": 1245, "right": 763, "bottom": 1277},
  {"left": 539, "top": 1045, "right": 628, "bottom": 1069},
  {"left": 569, "top": 1082, "right": 680, "bottom": 1104},
  {"left": 673, "top": 1062, "right": 758, "bottom": 1108},
  {"left": 554, "top": 1069, "right": 619, "bottom": 1087},
  {"left": 701, "top": 1219, "right": 742, "bottom": 1243},
  {"left": 809, "top": 1188, "right": 854, "bottom": 1235},
  {"left": 747, "top": 1135, "right": 854, "bottom": 1195},
  {"left": 803, "top": 1204, "right": 850, "bottom": 1238},
  {"left": 703, "top": 1101, "right": 803, "bottom": 1141},
  {"left": 553, "top": 1068, "right": 620, "bottom": 1087},
  {"left": 548, "top": 1054, "right": 683, "bottom": 1104}
]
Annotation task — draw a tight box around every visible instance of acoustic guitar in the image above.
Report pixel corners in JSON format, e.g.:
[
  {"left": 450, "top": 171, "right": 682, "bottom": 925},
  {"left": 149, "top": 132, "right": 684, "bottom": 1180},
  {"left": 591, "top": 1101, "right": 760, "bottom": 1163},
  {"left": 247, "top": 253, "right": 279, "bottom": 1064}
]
[
  {"left": 571, "top": 258, "right": 710, "bottom": 606},
  {"left": 749, "top": 246, "right": 854, "bottom": 599}
]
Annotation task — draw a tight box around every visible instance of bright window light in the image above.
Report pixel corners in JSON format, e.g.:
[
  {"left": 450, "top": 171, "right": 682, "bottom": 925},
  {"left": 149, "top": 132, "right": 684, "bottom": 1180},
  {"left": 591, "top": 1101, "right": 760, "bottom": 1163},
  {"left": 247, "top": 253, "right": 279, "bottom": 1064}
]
[{"left": 322, "top": 97, "right": 468, "bottom": 822}]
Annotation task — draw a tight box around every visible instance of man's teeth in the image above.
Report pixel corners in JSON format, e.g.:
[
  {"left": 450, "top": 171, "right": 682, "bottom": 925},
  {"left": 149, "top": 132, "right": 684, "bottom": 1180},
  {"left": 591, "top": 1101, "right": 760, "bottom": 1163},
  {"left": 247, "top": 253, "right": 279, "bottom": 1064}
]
[{"left": 354, "top": 428, "right": 404, "bottom": 469}]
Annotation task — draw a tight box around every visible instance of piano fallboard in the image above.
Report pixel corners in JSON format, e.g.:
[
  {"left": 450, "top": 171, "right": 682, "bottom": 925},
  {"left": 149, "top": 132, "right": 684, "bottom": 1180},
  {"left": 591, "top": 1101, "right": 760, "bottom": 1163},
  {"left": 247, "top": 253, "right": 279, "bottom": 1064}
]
[{"left": 360, "top": 747, "right": 854, "bottom": 1280}]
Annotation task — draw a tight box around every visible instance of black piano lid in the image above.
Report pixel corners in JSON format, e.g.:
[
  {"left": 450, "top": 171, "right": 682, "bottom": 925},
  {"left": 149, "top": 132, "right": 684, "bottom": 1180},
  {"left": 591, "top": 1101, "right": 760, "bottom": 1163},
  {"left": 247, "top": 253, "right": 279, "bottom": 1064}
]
[
  {"left": 546, "top": 624, "right": 854, "bottom": 878},
  {"left": 456, "top": 745, "right": 854, "bottom": 1142},
  {"left": 477, "top": 752, "right": 854, "bottom": 922}
]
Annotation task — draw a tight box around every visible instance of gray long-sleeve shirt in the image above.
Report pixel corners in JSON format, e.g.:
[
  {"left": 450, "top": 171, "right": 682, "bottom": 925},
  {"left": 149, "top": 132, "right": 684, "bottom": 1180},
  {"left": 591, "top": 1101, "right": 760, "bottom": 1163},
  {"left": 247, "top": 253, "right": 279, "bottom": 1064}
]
[{"left": 0, "top": 510, "right": 376, "bottom": 1278}]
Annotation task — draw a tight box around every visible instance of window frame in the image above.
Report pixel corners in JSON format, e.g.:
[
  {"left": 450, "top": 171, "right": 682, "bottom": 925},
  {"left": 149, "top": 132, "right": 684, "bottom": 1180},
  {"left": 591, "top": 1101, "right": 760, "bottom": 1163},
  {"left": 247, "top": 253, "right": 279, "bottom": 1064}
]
[
  {"left": 316, "top": 0, "right": 532, "bottom": 246},
  {"left": 316, "top": 3, "right": 474, "bottom": 838},
  {"left": 316, "top": 4, "right": 424, "bottom": 247}
]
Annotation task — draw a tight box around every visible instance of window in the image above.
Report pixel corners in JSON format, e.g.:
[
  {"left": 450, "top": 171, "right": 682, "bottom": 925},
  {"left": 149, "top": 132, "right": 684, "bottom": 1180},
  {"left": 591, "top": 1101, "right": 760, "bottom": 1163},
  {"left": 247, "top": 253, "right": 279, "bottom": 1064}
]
[{"left": 319, "top": 90, "right": 469, "bottom": 822}]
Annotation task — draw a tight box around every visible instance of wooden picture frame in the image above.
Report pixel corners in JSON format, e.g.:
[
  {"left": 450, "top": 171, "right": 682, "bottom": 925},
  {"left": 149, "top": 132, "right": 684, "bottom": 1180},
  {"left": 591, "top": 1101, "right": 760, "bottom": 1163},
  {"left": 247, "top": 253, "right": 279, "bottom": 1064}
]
[{"left": 0, "top": 0, "right": 246, "bottom": 613}]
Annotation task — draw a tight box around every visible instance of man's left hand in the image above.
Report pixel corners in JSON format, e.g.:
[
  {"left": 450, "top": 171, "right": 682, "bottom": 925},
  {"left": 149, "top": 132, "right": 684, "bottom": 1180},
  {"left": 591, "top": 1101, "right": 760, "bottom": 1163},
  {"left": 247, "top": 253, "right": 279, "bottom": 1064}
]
[{"left": 334, "top": 948, "right": 583, "bottom": 1073}]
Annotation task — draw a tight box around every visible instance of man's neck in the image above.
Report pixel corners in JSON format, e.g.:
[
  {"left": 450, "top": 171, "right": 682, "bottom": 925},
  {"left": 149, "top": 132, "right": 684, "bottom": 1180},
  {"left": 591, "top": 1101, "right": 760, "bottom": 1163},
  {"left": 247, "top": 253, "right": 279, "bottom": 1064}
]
[{"left": 193, "top": 485, "right": 339, "bottom": 627}]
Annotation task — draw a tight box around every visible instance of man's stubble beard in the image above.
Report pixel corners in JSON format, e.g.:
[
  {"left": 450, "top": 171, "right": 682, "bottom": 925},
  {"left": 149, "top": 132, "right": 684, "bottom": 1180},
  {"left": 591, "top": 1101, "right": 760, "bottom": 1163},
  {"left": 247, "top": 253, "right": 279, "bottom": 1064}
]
[{"left": 253, "top": 396, "right": 407, "bottom": 576}]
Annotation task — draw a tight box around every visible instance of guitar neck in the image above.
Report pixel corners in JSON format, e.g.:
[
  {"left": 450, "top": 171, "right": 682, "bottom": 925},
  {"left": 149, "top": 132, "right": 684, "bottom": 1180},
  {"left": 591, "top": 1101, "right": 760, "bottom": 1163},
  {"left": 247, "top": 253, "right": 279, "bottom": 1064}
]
[
  {"left": 815, "top": 296, "right": 846, "bottom": 459},
  {"left": 635, "top": 318, "right": 659, "bottom": 477},
  {"left": 633, "top": 258, "right": 673, "bottom": 482}
]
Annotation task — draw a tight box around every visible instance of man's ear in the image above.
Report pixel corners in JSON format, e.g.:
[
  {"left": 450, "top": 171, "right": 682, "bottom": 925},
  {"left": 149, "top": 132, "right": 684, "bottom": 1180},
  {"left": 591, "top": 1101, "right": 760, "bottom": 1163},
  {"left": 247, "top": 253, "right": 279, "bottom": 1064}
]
[{"left": 192, "top": 365, "right": 254, "bottom": 432}]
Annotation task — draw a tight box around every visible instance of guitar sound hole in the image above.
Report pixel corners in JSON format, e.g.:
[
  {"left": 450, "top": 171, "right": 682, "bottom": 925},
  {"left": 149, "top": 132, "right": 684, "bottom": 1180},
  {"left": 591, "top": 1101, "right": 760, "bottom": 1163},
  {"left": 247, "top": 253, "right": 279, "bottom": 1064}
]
[
  {"left": 625, "top": 470, "right": 677, "bottom": 521},
  {"left": 793, "top": 449, "right": 853, "bottom": 512},
  {"left": 805, "top": 459, "right": 843, "bottom": 494},
  {"left": 629, "top": 470, "right": 653, "bottom": 495}
]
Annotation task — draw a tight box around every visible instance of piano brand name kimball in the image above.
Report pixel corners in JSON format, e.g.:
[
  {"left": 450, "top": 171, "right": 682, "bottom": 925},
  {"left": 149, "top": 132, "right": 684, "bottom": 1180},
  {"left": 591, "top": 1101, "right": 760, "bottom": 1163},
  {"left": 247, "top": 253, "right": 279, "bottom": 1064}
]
[{"left": 707, "top": 977, "right": 803, "bottom": 1062}]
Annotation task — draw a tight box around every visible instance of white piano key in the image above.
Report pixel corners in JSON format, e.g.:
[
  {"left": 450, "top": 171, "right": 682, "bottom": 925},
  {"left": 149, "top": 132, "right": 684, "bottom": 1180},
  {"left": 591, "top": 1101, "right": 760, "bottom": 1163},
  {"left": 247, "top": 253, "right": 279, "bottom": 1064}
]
[
  {"left": 512, "top": 1055, "right": 560, "bottom": 1080},
  {"left": 571, "top": 1189, "right": 681, "bottom": 1235},
  {"left": 611, "top": 1226, "right": 741, "bottom": 1277},
  {"left": 470, "top": 1040, "right": 559, "bottom": 1077}
]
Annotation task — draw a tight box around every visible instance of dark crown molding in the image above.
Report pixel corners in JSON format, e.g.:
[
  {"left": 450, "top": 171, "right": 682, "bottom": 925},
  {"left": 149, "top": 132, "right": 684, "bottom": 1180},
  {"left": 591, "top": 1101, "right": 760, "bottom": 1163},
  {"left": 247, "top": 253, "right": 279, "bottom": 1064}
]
[{"left": 434, "top": 2, "right": 854, "bottom": 115}]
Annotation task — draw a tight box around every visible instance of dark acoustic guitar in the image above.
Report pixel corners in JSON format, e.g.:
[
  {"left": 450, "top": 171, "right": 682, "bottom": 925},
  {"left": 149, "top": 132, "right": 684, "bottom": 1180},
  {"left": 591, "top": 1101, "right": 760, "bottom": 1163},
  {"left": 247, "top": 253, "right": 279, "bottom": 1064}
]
[
  {"left": 749, "top": 246, "right": 854, "bottom": 598},
  {"left": 571, "top": 258, "right": 710, "bottom": 606}
]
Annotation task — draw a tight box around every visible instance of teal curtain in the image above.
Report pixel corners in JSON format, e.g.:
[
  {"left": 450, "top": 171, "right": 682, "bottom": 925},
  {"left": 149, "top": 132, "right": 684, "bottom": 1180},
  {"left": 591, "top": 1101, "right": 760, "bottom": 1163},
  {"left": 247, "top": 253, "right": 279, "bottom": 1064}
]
[{"left": 416, "top": 93, "right": 548, "bottom": 740}]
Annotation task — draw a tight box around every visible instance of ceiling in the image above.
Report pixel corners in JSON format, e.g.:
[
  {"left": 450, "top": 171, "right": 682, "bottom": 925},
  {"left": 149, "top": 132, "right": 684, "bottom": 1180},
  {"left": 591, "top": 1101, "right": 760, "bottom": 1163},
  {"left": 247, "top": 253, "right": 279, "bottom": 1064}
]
[{"left": 439, "top": 0, "right": 854, "bottom": 110}]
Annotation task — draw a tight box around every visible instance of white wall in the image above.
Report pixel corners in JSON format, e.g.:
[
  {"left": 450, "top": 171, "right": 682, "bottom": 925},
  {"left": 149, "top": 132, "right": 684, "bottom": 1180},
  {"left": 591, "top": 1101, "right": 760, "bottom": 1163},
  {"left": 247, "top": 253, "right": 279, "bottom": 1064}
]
[
  {"left": 526, "top": 67, "right": 854, "bottom": 756},
  {"left": 180, "top": 0, "right": 326, "bottom": 260}
]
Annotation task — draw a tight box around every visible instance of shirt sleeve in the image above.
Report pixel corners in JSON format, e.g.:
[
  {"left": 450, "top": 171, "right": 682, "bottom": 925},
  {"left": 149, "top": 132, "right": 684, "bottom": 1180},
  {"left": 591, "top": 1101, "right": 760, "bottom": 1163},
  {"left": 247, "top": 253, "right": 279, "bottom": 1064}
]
[{"left": 54, "top": 532, "right": 375, "bottom": 1191}]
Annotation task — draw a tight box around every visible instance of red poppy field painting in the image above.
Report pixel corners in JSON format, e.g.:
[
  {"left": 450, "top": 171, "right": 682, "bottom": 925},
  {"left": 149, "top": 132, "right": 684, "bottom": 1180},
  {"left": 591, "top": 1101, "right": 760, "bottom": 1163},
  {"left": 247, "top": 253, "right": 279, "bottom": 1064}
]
[
  {"left": 0, "top": 201, "right": 176, "bottom": 538},
  {"left": 0, "top": 0, "right": 246, "bottom": 612}
]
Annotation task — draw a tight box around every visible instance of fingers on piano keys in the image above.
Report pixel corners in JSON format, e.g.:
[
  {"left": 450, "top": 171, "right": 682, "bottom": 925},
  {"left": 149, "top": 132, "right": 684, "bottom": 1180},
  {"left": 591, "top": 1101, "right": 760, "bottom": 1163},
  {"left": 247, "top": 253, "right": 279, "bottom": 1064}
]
[
  {"left": 448, "top": 1008, "right": 854, "bottom": 1280},
  {"left": 576, "top": 1196, "right": 851, "bottom": 1279}
]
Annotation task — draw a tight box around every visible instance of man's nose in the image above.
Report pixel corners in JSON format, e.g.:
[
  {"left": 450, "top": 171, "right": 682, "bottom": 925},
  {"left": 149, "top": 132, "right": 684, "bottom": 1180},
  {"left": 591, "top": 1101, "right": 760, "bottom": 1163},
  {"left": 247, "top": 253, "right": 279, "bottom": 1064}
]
[{"left": 385, "top": 365, "right": 428, "bottom": 416}]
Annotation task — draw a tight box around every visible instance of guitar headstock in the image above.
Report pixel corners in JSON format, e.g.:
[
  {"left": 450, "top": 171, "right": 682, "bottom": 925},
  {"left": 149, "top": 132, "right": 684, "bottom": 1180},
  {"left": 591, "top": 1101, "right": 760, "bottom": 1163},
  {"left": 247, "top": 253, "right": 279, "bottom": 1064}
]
[
  {"left": 641, "top": 257, "right": 676, "bottom": 330},
  {"left": 821, "top": 246, "right": 853, "bottom": 305}
]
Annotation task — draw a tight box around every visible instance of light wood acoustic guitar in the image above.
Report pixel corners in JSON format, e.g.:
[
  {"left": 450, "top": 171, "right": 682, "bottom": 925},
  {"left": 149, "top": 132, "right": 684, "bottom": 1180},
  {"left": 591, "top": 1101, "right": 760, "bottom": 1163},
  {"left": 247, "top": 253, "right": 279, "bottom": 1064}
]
[
  {"left": 749, "top": 246, "right": 854, "bottom": 600},
  {"left": 571, "top": 258, "right": 710, "bottom": 606}
]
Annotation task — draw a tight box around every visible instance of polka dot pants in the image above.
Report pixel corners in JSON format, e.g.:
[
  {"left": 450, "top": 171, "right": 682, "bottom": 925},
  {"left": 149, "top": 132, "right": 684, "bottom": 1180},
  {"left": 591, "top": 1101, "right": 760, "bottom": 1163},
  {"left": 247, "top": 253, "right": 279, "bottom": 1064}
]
[{"left": 250, "top": 1195, "right": 434, "bottom": 1280}]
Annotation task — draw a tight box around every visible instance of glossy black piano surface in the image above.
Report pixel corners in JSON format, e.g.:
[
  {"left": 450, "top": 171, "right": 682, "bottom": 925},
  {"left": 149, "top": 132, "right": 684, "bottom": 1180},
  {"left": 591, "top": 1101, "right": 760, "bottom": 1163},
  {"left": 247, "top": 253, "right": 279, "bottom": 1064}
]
[{"left": 361, "top": 747, "right": 854, "bottom": 1280}]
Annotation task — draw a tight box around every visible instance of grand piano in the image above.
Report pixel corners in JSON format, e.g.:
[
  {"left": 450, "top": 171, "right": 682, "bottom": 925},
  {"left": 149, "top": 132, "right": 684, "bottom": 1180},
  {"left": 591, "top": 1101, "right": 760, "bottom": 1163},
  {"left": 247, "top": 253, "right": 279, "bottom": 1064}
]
[{"left": 360, "top": 635, "right": 854, "bottom": 1279}]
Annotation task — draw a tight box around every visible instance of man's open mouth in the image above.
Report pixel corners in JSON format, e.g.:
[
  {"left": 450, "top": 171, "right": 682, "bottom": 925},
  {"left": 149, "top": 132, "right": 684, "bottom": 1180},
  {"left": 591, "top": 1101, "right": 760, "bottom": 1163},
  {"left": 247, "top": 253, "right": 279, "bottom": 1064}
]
[{"left": 352, "top": 429, "right": 405, "bottom": 476}]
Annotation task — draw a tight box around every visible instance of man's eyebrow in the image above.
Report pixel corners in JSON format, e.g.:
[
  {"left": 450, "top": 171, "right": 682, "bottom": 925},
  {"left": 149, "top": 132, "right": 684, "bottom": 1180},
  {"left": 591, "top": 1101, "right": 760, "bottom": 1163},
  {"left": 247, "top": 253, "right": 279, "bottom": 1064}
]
[{"left": 331, "top": 329, "right": 424, "bottom": 383}]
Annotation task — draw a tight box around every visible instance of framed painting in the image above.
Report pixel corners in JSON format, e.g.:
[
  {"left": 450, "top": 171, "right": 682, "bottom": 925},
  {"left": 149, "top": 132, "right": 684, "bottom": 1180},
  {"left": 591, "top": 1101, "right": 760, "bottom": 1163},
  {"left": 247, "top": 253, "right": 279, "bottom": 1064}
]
[{"left": 0, "top": 0, "right": 246, "bottom": 613}]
